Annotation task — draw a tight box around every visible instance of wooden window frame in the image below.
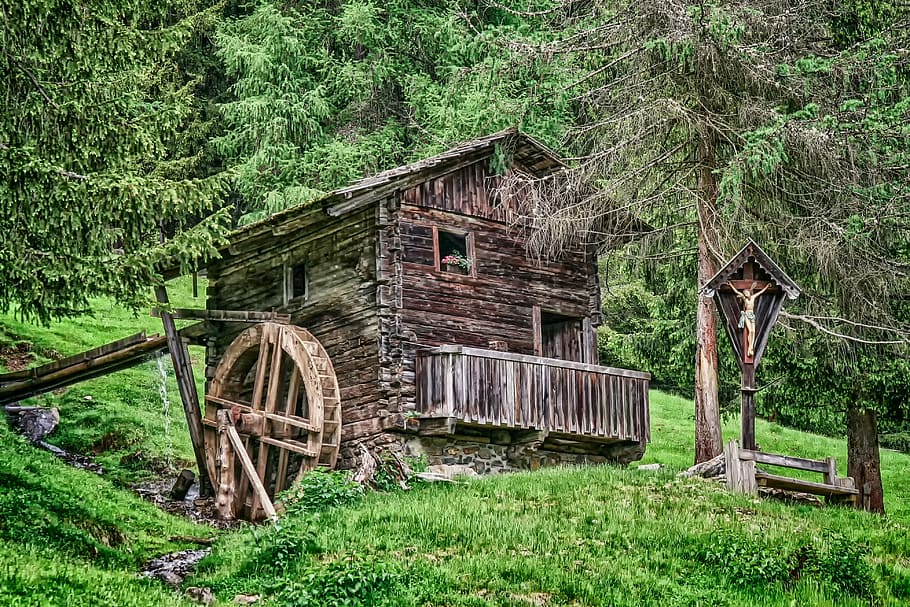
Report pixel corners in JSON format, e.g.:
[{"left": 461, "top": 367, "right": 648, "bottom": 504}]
[
  {"left": 283, "top": 262, "right": 308, "bottom": 305},
  {"left": 432, "top": 225, "right": 476, "bottom": 278}
]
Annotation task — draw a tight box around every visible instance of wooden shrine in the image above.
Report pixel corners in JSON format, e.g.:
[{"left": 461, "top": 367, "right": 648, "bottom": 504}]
[
  {"left": 702, "top": 240, "right": 800, "bottom": 449},
  {"left": 703, "top": 241, "right": 858, "bottom": 506}
]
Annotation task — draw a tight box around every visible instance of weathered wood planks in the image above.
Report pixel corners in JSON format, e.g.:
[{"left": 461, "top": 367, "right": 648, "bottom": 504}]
[{"left": 415, "top": 346, "right": 650, "bottom": 444}]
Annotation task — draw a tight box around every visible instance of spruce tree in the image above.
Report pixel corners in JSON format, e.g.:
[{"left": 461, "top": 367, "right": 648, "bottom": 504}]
[{"left": 1, "top": 0, "right": 230, "bottom": 322}]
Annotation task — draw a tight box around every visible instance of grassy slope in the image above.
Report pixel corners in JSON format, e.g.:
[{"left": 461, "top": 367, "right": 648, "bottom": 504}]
[
  {"left": 3, "top": 283, "right": 910, "bottom": 606},
  {"left": 0, "top": 276, "right": 203, "bottom": 481},
  {"left": 0, "top": 278, "right": 208, "bottom": 607},
  {"left": 192, "top": 392, "right": 910, "bottom": 607}
]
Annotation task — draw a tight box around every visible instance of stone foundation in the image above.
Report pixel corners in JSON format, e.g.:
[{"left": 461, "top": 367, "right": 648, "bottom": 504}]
[
  {"left": 339, "top": 428, "right": 646, "bottom": 476},
  {"left": 404, "top": 433, "right": 645, "bottom": 475}
]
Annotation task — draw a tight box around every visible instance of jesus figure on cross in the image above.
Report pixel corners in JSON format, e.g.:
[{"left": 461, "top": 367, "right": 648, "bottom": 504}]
[{"left": 728, "top": 281, "right": 772, "bottom": 358}]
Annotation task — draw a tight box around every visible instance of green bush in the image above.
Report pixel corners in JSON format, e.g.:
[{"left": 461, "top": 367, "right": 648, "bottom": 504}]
[
  {"left": 240, "top": 521, "right": 320, "bottom": 576},
  {"left": 697, "top": 531, "right": 875, "bottom": 598},
  {"left": 271, "top": 555, "right": 400, "bottom": 607},
  {"left": 278, "top": 469, "right": 364, "bottom": 517}
]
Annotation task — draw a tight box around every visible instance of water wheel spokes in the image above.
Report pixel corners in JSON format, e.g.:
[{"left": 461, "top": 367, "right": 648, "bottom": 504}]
[{"left": 204, "top": 323, "right": 341, "bottom": 521}]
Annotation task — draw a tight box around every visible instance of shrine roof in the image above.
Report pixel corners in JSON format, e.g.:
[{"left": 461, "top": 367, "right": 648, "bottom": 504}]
[{"left": 702, "top": 239, "right": 801, "bottom": 299}]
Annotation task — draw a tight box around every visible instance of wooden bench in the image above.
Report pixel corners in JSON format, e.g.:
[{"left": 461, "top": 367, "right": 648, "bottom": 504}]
[{"left": 724, "top": 440, "right": 859, "bottom": 506}]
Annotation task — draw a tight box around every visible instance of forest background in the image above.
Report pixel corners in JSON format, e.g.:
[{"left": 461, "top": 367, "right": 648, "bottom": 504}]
[{"left": 2, "top": 0, "right": 909, "bottom": 488}]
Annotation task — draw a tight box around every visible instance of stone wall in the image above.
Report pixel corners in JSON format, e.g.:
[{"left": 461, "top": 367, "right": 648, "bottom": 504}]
[{"left": 402, "top": 433, "right": 646, "bottom": 475}]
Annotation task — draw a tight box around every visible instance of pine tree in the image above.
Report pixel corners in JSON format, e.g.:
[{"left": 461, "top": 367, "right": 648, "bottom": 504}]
[
  {"left": 0, "top": 0, "right": 230, "bottom": 322},
  {"left": 496, "top": 1, "right": 910, "bottom": 469},
  {"left": 213, "top": 0, "right": 573, "bottom": 222}
]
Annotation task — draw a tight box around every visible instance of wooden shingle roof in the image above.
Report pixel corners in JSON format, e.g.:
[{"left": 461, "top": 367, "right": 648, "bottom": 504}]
[{"left": 702, "top": 239, "right": 801, "bottom": 299}]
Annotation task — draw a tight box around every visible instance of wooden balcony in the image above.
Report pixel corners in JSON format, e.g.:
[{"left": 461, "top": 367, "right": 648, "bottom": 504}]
[{"left": 415, "top": 346, "right": 650, "bottom": 444}]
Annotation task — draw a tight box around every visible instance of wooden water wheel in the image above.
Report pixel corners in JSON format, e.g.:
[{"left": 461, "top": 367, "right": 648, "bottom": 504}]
[{"left": 203, "top": 322, "right": 341, "bottom": 520}]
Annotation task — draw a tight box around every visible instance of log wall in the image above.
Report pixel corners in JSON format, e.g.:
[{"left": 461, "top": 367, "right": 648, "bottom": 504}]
[
  {"left": 378, "top": 158, "right": 602, "bottom": 417},
  {"left": 205, "top": 205, "right": 386, "bottom": 459}
]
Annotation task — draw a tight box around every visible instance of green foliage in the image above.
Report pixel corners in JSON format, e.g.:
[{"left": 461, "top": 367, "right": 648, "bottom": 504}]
[
  {"left": 0, "top": 424, "right": 207, "bottom": 567},
  {"left": 699, "top": 531, "right": 875, "bottom": 597},
  {"left": 0, "top": 275, "right": 204, "bottom": 483},
  {"left": 278, "top": 469, "right": 364, "bottom": 516},
  {"left": 1, "top": 1, "right": 230, "bottom": 322},
  {"left": 240, "top": 521, "right": 321, "bottom": 576},
  {"left": 214, "top": 0, "right": 571, "bottom": 221},
  {"left": 271, "top": 555, "right": 400, "bottom": 607}
]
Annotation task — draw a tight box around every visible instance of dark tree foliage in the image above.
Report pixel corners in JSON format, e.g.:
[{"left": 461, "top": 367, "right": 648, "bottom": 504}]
[{"left": 0, "top": 0, "right": 231, "bottom": 322}]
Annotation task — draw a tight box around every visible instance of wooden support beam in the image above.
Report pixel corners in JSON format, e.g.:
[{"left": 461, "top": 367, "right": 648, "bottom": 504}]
[
  {"left": 223, "top": 417, "right": 277, "bottom": 520},
  {"left": 755, "top": 472, "right": 860, "bottom": 497},
  {"left": 216, "top": 410, "right": 236, "bottom": 520},
  {"left": 415, "top": 416, "right": 456, "bottom": 436},
  {"left": 151, "top": 308, "right": 291, "bottom": 324},
  {"left": 738, "top": 449, "right": 831, "bottom": 474},
  {"left": 0, "top": 334, "right": 172, "bottom": 405},
  {"left": 724, "top": 440, "right": 757, "bottom": 495},
  {"left": 0, "top": 332, "right": 149, "bottom": 381},
  {"left": 156, "top": 285, "right": 213, "bottom": 498}
]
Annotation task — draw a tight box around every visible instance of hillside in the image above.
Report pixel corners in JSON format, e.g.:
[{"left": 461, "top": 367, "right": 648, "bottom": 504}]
[{"left": 1, "top": 290, "right": 909, "bottom": 606}]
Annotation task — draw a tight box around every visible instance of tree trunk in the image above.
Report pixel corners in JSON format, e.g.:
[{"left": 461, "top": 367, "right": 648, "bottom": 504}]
[
  {"left": 847, "top": 405, "right": 885, "bottom": 514},
  {"left": 694, "top": 131, "right": 723, "bottom": 464}
]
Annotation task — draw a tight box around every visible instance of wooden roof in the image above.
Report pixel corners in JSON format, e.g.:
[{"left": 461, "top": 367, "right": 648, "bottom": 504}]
[{"left": 702, "top": 239, "right": 801, "bottom": 299}]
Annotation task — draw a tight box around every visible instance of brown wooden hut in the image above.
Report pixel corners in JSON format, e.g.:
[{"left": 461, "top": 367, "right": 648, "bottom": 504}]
[{"left": 186, "top": 129, "right": 651, "bottom": 514}]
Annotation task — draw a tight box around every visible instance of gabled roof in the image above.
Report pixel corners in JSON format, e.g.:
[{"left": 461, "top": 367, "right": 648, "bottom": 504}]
[
  {"left": 702, "top": 239, "right": 801, "bottom": 299},
  {"left": 234, "top": 127, "right": 562, "bottom": 237}
]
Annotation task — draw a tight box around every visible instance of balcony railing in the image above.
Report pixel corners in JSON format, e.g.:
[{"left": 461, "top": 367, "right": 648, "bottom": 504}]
[{"left": 416, "top": 346, "right": 650, "bottom": 443}]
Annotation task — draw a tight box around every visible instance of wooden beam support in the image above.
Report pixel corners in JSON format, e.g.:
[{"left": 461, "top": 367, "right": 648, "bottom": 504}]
[
  {"left": 216, "top": 410, "right": 235, "bottom": 520},
  {"left": 156, "top": 285, "right": 213, "bottom": 498},
  {"left": 224, "top": 418, "right": 277, "bottom": 520},
  {"left": 151, "top": 308, "right": 290, "bottom": 324}
]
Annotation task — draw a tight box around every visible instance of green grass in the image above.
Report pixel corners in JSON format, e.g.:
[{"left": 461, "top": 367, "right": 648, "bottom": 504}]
[
  {"left": 0, "top": 423, "right": 213, "bottom": 606},
  {"left": 0, "top": 276, "right": 205, "bottom": 482},
  {"left": 3, "top": 283, "right": 910, "bottom": 606},
  {"left": 642, "top": 392, "right": 910, "bottom": 519},
  {"left": 189, "top": 392, "right": 910, "bottom": 607}
]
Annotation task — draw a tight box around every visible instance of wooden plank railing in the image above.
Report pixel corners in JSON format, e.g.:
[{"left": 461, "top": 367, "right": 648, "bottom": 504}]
[
  {"left": 724, "top": 440, "right": 859, "bottom": 505},
  {"left": 416, "top": 345, "right": 650, "bottom": 443}
]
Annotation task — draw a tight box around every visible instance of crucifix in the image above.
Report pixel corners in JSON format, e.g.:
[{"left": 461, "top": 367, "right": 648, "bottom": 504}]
[
  {"left": 723, "top": 261, "right": 776, "bottom": 363},
  {"left": 701, "top": 241, "right": 800, "bottom": 451}
]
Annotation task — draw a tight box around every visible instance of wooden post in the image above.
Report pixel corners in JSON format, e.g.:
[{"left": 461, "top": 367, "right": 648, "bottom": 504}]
[
  {"left": 741, "top": 363, "right": 756, "bottom": 451},
  {"left": 156, "top": 285, "right": 213, "bottom": 497},
  {"left": 724, "top": 440, "right": 757, "bottom": 495},
  {"left": 824, "top": 456, "right": 837, "bottom": 486},
  {"left": 216, "top": 410, "right": 236, "bottom": 520},
  {"left": 224, "top": 418, "right": 277, "bottom": 521}
]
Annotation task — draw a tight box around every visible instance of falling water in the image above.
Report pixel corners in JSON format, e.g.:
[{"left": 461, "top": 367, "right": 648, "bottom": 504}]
[{"left": 156, "top": 352, "right": 174, "bottom": 470}]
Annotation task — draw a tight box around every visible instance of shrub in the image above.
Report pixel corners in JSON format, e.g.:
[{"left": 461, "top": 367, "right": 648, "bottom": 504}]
[
  {"left": 272, "top": 555, "right": 400, "bottom": 607},
  {"left": 240, "top": 522, "right": 320, "bottom": 576},
  {"left": 697, "top": 531, "right": 875, "bottom": 599},
  {"left": 278, "top": 469, "right": 364, "bottom": 517}
]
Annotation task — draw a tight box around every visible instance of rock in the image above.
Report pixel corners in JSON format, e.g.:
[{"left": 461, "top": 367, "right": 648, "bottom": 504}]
[
  {"left": 6, "top": 406, "right": 59, "bottom": 442},
  {"left": 678, "top": 453, "right": 725, "bottom": 478},
  {"left": 427, "top": 464, "right": 478, "bottom": 479},
  {"left": 140, "top": 548, "right": 210, "bottom": 586},
  {"left": 186, "top": 587, "right": 216, "bottom": 605},
  {"left": 160, "top": 571, "right": 183, "bottom": 587},
  {"left": 234, "top": 594, "right": 260, "bottom": 604},
  {"left": 414, "top": 472, "right": 456, "bottom": 483},
  {"left": 636, "top": 463, "right": 663, "bottom": 471}
]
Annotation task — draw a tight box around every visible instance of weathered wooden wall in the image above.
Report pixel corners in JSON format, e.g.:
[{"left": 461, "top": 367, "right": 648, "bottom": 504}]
[
  {"left": 205, "top": 205, "right": 388, "bottom": 459},
  {"left": 378, "top": 158, "right": 602, "bottom": 417}
]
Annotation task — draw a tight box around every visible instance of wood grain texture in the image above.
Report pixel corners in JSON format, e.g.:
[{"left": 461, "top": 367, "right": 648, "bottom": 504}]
[{"left": 416, "top": 347, "right": 649, "bottom": 443}]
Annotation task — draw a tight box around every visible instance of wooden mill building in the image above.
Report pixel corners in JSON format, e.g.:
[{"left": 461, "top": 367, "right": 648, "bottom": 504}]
[{"left": 193, "top": 129, "right": 651, "bottom": 482}]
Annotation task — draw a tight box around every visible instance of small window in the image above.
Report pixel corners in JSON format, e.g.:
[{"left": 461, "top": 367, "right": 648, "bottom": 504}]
[
  {"left": 283, "top": 263, "right": 307, "bottom": 304},
  {"left": 434, "top": 227, "right": 474, "bottom": 276}
]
